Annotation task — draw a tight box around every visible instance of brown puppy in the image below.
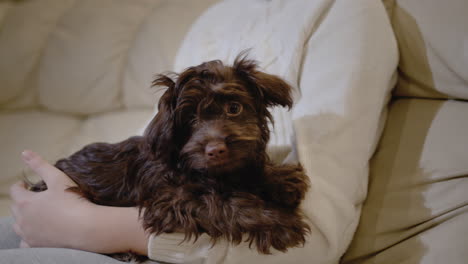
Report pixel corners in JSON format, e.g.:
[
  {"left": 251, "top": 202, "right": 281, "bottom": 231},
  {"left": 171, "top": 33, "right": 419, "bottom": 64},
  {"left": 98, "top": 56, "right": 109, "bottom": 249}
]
[{"left": 30, "top": 53, "right": 310, "bottom": 258}]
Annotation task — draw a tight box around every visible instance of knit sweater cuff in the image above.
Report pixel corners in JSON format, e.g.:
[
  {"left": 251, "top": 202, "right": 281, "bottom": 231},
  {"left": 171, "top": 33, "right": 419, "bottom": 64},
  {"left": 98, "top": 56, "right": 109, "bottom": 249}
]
[{"left": 147, "top": 233, "right": 213, "bottom": 263}]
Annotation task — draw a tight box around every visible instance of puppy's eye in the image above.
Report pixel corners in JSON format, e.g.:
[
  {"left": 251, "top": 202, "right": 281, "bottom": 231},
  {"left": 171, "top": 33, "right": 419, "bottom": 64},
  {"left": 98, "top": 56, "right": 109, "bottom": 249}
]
[{"left": 226, "top": 102, "right": 243, "bottom": 116}]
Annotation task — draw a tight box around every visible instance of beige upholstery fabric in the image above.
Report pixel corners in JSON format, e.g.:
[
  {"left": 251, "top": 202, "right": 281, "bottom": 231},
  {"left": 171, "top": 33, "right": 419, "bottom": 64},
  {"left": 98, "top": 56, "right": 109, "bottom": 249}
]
[
  {"left": 0, "top": 111, "right": 81, "bottom": 216},
  {"left": 0, "top": 0, "right": 218, "bottom": 114},
  {"left": 122, "top": 0, "right": 218, "bottom": 108},
  {"left": 65, "top": 110, "right": 154, "bottom": 154},
  {"left": 0, "top": 0, "right": 75, "bottom": 108},
  {"left": 38, "top": 0, "right": 153, "bottom": 114},
  {"left": 342, "top": 99, "right": 468, "bottom": 264},
  {"left": 385, "top": 0, "right": 468, "bottom": 99},
  {"left": 344, "top": 1, "right": 468, "bottom": 263},
  {"left": 0, "top": 2, "right": 12, "bottom": 27}
]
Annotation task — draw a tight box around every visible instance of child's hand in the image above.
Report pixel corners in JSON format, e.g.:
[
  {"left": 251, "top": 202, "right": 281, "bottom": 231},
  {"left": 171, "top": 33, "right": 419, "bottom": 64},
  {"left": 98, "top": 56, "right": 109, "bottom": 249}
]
[
  {"left": 9, "top": 150, "right": 90, "bottom": 249},
  {"left": 9, "top": 150, "right": 149, "bottom": 255}
]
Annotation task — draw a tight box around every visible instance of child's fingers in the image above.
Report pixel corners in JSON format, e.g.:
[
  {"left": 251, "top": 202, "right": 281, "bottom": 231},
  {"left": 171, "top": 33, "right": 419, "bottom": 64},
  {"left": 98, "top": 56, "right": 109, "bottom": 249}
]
[
  {"left": 21, "top": 150, "right": 76, "bottom": 189},
  {"left": 9, "top": 181, "right": 33, "bottom": 203}
]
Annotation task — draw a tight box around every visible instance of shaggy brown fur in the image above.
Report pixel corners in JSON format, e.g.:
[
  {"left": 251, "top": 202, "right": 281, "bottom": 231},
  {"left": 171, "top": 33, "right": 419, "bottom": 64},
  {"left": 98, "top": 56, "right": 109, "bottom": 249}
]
[{"left": 30, "top": 53, "right": 310, "bottom": 259}]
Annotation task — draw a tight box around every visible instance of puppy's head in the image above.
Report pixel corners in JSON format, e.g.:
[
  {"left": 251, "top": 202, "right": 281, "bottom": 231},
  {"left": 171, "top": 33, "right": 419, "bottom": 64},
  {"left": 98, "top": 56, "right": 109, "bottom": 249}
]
[{"left": 144, "top": 54, "right": 293, "bottom": 174}]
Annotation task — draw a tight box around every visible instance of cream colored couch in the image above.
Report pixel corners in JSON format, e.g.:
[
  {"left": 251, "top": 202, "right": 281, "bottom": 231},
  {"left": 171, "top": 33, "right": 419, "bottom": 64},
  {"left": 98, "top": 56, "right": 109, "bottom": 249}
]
[
  {"left": 343, "top": 0, "right": 468, "bottom": 263},
  {"left": 0, "top": 0, "right": 466, "bottom": 263}
]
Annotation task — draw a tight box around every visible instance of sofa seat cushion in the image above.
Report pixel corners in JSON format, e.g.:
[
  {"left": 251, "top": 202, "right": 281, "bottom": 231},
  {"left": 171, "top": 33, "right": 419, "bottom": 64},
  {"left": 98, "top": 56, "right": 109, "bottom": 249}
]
[
  {"left": 0, "top": 109, "right": 154, "bottom": 216},
  {"left": 342, "top": 99, "right": 468, "bottom": 263}
]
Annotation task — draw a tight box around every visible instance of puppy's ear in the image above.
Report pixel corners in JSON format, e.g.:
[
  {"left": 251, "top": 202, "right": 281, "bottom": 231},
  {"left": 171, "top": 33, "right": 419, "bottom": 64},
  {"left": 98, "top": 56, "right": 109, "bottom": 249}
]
[
  {"left": 143, "top": 74, "right": 178, "bottom": 164},
  {"left": 153, "top": 74, "right": 177, "bottom": 114},
  {"left": 251, "top": 71, "right": 293, "bottom": 109},
  {"left": 234, "top": 54, "right": 293, "bottom": 109}
]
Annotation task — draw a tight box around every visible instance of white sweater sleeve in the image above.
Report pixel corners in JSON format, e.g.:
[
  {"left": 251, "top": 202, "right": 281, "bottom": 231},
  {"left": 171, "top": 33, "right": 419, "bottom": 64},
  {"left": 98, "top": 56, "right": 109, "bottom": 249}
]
[{"left": 147, "top": 233, "right": 229, "bottom": 264}]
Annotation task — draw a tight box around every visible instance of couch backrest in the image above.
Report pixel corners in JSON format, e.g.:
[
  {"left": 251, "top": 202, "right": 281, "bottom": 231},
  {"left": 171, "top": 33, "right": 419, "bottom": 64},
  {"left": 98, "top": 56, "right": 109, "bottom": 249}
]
[
  {"left": 384, "top": 0, "right": 468, "bottom": 100},
  {"left": 0, "top": 0, "right": 218, "bottom": 114}
]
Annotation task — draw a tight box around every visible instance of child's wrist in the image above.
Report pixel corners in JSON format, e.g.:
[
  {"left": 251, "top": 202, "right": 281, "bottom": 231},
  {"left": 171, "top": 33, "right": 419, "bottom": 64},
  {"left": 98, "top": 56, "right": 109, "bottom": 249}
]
[
  {"left": 75, "top": 205, "right": 149, "bottom": 255},
  {"left": 72, "top": 203, "right": 105, "bottom": 251}
]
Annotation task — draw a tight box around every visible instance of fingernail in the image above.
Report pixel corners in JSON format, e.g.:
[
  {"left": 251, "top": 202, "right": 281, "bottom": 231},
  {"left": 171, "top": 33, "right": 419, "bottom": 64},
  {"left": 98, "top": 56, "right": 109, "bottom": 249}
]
[{"left": 21, "top": 150, "right": 35, "bottom": 161}]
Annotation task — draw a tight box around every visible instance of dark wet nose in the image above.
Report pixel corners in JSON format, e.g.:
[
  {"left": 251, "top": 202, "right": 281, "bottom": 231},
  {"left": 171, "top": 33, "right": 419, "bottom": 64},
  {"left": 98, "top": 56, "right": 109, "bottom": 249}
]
[{"left": 205, "top": 142, "right": 228, "bottom": 160}]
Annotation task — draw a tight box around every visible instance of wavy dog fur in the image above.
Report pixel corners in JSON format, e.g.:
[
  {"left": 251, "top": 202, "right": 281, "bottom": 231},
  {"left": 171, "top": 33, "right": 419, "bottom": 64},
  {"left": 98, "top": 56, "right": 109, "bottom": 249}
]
[{"left": 31, "top": 53, "right": 310, "bottom": 258}]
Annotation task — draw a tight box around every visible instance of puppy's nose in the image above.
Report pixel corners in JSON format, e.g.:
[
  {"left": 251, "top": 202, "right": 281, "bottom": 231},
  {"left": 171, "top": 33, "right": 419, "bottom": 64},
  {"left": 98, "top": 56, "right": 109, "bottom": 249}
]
[{"left": 205, "top": 142, "right": 228, "bottom": 160}]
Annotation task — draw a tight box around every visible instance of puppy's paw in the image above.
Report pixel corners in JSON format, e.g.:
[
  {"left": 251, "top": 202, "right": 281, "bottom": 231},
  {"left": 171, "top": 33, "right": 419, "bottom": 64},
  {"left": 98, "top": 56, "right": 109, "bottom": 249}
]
[
  {"left": 250, "top": 220, "right": 309, "bottom": 254},
  {"left": 266, "top": 165, "right": 309, "bottom": 208}
]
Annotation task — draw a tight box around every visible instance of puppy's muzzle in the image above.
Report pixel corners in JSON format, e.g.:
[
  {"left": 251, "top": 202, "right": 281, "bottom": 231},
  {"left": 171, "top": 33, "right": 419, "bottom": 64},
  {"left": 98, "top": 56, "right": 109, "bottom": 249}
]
[{"left": 205, "top": 141, "right": 228, "bottom": 165}]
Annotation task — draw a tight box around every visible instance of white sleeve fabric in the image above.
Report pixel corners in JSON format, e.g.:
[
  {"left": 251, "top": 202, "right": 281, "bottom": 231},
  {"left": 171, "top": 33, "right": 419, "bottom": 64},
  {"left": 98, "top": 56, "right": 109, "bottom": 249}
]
[
  {"left": 148, "top": 233, "right": 228, "bottom": 264},
  {"left": 147, "top": 0, "right": 398, "bottom": 263}
]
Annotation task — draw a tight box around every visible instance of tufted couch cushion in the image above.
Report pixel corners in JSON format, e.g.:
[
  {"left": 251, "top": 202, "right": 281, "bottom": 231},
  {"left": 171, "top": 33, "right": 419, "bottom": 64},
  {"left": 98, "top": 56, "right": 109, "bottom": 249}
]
[
  {"left": 0, "top": 0, "right": 217, "bottom": 113},
  {"left": 0, "top": 0, "right": 75, "bottom": 108},
  {"left": 385, "top": 0, "right": 468, "bottom": 99}
]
